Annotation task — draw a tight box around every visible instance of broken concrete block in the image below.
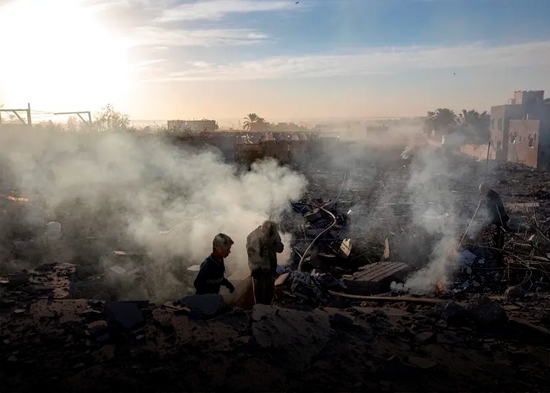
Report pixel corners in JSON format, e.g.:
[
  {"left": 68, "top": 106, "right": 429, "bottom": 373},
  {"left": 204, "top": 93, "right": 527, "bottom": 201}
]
[
  {"left": 181, "top": 294, "right": 225, "bottom": 318},
  {"left": 344, "top": 262, "right": 411, "bottom": 295},
  {"left": 465, "top": 297, "right": 508, "bottom": 329},
  {"left": 104, "top": 302, "right": 145, "bottom": 331}
]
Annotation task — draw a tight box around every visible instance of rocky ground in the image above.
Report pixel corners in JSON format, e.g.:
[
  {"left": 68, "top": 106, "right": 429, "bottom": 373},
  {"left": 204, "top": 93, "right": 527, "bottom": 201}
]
[{"left": 2, "top": 146, "right": 550, "bottom": 392}]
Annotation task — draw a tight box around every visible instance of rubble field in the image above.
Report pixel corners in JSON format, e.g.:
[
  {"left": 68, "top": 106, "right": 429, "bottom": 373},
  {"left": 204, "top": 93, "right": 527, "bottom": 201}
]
[{"left": 2, "top": 145, "right": 550, "bottom": 392}]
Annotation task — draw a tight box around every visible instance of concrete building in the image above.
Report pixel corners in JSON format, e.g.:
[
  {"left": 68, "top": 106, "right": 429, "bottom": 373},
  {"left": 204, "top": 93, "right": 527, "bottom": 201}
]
[
  {"left": 167, "top": 119, "right": 218, "bottom": 132},
  {"left": 490, "top": 91, "right": 550, "bottom": 167}
]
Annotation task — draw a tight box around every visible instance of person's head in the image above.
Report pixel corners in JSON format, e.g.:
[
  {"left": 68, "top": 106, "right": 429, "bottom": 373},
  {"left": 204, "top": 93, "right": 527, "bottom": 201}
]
[
  {"left": 212, "top": 233, "right": 233, "bottom": 258},
  {"left": 479, "top": 182, "right": 489, "bottom": 196},
  {"left": 261, "top": 221, "right": 279, "bottom": 237}
]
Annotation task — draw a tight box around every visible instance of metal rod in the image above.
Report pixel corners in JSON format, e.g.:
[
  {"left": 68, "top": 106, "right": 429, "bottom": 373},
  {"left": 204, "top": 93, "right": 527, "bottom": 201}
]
[
  {"left": 457, "top": 202, "right": 481, "bottom": 251},
  {"left": 484, "top": 140, "right": 491, "bottom": 182}
]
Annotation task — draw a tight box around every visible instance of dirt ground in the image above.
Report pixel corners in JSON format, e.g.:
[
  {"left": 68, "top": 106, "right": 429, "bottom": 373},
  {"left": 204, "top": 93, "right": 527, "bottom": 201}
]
[{"left": 2, "top": 145, "right": 550, "bottom": 392}]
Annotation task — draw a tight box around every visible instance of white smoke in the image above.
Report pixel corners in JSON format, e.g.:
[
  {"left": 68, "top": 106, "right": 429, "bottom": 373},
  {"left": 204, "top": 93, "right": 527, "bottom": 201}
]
[
  {"left": 403, "top": 145, "right": 466, "bottom": 294},
  {"left": 0, "top": 130, "right": 307, "bottom": 301}
]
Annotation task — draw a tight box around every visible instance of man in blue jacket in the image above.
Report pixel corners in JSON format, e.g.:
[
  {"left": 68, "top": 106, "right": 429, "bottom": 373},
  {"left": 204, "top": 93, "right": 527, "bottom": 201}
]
[{"left": 194, "top": 233, "right": 235, "bottom": 295}]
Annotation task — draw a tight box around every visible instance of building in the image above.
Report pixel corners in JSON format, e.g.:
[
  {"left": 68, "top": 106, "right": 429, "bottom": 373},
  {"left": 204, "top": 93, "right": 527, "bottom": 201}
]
[
  {"left": 167, "top": 119, "right": 218, "bottom": 133},
  {"left": 490, "top": 91, "right": 550, "bottom": 167}
]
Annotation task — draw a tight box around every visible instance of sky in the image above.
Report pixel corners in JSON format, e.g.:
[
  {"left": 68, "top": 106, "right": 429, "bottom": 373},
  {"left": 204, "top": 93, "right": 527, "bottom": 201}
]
[{"left": 0, "top": 0, "right": 549, "bottom": 125}]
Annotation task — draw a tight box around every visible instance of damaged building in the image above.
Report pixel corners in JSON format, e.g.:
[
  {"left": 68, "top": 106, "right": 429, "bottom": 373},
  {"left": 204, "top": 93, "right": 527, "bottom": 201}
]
[{"left": 490, "top": 90, "right": 550, "bottom": 168}]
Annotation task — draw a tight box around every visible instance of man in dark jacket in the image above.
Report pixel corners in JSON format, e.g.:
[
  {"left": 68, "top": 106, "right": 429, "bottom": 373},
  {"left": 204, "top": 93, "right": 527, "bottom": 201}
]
[
  {"left": 194, "top": 233, "right": 235, "bottom": 295},
  {"left": 479, "top": 183, "right": 509, "bottom": 264},
  {"left": 246, "top": 221, "right": 284, "bottom": 305}
]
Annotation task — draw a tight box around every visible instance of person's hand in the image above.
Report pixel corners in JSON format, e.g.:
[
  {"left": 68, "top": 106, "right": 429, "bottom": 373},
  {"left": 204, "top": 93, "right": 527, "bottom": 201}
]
[{"left": 227, "top": 282, "right": 235, "bottom": 293}]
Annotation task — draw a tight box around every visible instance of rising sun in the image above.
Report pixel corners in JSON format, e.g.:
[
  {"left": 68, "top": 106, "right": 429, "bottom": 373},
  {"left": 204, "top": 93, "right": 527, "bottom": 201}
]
[{"left": 0, "top": 0, "right": 131, "bottom": 111}]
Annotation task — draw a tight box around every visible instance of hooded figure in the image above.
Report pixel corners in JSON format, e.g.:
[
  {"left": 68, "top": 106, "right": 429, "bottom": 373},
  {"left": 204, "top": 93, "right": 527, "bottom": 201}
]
[
  {"left": 246, "top": 221, "right": 284, "bottom": 305},
  {"left": 479, "top": 183, "right": 509, "bottom": 264}
]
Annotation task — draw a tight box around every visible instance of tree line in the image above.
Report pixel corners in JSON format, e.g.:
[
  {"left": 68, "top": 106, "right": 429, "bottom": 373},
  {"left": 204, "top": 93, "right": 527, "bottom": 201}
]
[
  {"left": 242, "top": 113, "right": 310, "bottom": 133},
  {"left": 424, "top": 108, "right": 490, "bottom": 144}
]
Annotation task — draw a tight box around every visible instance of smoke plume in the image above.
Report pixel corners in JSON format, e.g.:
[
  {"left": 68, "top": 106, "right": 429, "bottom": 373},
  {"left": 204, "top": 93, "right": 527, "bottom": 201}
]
[{"left": 0, "top": 130, "right": 307, "bottom": 302}]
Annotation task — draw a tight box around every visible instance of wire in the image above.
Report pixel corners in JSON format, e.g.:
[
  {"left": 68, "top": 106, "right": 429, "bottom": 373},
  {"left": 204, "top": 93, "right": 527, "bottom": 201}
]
[{"left": 297, "top": 202, "right": 337, "bottom": 272}]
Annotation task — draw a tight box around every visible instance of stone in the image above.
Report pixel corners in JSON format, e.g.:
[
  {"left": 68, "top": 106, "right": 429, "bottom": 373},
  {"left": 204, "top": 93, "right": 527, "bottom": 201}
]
[
  {"left": 0, "top": 299, "right": 15, "bottom": 309},
  {"left": 466, "top": 297, "right": 508, "bottom": 329},
  {"left": 435, "top": 301, "right": 466, "bottom": 322},
  {"left": 181, "top": 294, "right": 225, "bottom": 319},
  {"left": 331, "top": 313, "right": 355, "bottom": 326},
  {"left": 408, "top": 357, "right": 437, "bottom": 370},
  {"left": 104, "top": 302, "right": 145, "bottom": 331},
  {"left": 415, "top": 332, "right": 434, "bottom": 343},
  {"left": 87, "top": 320, "right": 110, "bottom": 338},
  {"left": 505, "top": 286, "right": 527, "bottom": 300},
  {"left": 7, "top": 355, "right": 17, "bottom": 363},
  {"left": 7, "top": 273, "right": 29, "bottom": 289},
  {"left": 96, "top": 333, "right": 110, "bottom": 343},
  {"left": 92, "top": 345, "right": 115, "bottom": 363}
]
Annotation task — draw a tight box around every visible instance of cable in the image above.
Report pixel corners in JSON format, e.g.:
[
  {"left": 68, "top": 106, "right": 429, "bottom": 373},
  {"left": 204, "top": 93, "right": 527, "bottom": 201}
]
[{"left": 296, "top": 202, "right": 337, "bottom": 272}]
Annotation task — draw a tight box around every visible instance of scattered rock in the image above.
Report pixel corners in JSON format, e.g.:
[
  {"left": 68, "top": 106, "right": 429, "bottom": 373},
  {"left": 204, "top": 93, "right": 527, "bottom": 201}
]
[
  {"left": 104, "top": 302, "right": 145, "bottom": 331},
  {"left": 435, "top": 301, "right": 465, "bottom": 322},
  {"left": 505, "top": 286, "right": 527, "bottom": 300},
  {"left": 7, "top": 355, "right": 17, "bottom": 363},
  {"left": 415, "top": 332, "right": 434, "bottom": 343},
  {"left": 96, "top": 333, "right": 110, "bottom": 343},
  {"left": 7, "top": 274, "right": 29, "bottom": 289},
  {"left": 180, "top": 294, "right": 225, "bottom": 319},
  {"left": 92, "top": 345, "right": 115, "bottom": 363},
  {"left": 436, "top": 333, "right": 462, "bottom": 345},
  {"left": 408, "top": 357, "right": 437, "bottom": 370},
  {"left": 465, "top": 297, "right": 508, "bottom": 329},
  {"left": 331, "top": 313, "right": 355, "bottom": 326},
  {"left": 0, "top": 299, "right": 15, "bottom": 309},
  {"left": 87, "top": 320, "right": 110, "bottom": 338}
]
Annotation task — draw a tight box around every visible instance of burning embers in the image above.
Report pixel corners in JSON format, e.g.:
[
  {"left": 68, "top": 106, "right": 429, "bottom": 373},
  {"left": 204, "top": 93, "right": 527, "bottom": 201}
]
[
  {"left": 5, "top": 195, "right": 29, "bottom": 202},
  {"left": 437, "top": 278, "right": 444, "bottom": 296}
]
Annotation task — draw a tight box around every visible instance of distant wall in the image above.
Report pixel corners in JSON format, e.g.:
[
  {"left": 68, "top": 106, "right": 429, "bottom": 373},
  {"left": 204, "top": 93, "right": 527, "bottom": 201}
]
[{"left": 459, "top": 144, "right": 495, "bottom": 160}]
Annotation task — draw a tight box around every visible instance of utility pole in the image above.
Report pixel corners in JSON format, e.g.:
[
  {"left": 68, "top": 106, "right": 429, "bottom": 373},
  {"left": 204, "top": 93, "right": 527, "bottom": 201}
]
[
  {"left": 0, "top": 105, "right": 32, "bottom": 126},
  {"left": 27, "top": 103, "right": 32, "bottom": 126},
  {"left": 53, "top": 111, "right": 92, "bottom": 125}
]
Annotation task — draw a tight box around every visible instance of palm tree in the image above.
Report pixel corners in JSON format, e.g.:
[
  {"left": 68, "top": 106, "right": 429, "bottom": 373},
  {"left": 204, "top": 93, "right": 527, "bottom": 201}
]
[
  {"left": 458, "top": 109, "right": 490, "bottom": 143},
  {"left": 424, "top": 108, "right": 457, "bottom": 138},
  {"left": 243, "top": 113, "right": 267, "bottom": 132}
]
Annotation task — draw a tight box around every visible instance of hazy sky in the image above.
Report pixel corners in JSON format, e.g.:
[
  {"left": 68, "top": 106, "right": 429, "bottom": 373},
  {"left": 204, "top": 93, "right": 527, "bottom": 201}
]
[{"left": 0, "top": 0, "right": 549, "bottom": 123}]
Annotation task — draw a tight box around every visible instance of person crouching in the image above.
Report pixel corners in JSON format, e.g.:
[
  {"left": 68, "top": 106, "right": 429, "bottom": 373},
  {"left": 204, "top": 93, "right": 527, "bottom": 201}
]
[{"left": 194, "top": 233, "right": 235, "bottom": 295}]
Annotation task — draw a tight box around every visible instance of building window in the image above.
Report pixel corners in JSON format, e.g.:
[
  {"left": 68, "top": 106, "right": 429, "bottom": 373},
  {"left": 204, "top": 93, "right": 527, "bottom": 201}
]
[
  {"left": 497, "top": 118, "right": 503, "bottom": 131},
  {"left": 490, "top": 118, "right": 495, "bottom": 130},
  {"left": 528, "top": 134, "right": 534, "bottom": 148},
  {"left": 510, "top": 132, "right": 516, "bottom": 144}
]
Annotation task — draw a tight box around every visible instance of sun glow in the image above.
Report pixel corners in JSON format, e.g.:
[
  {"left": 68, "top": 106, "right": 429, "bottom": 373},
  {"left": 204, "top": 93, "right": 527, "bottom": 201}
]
[{"left": 0, "top": 0, "right": 131, "bottom": 111}]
